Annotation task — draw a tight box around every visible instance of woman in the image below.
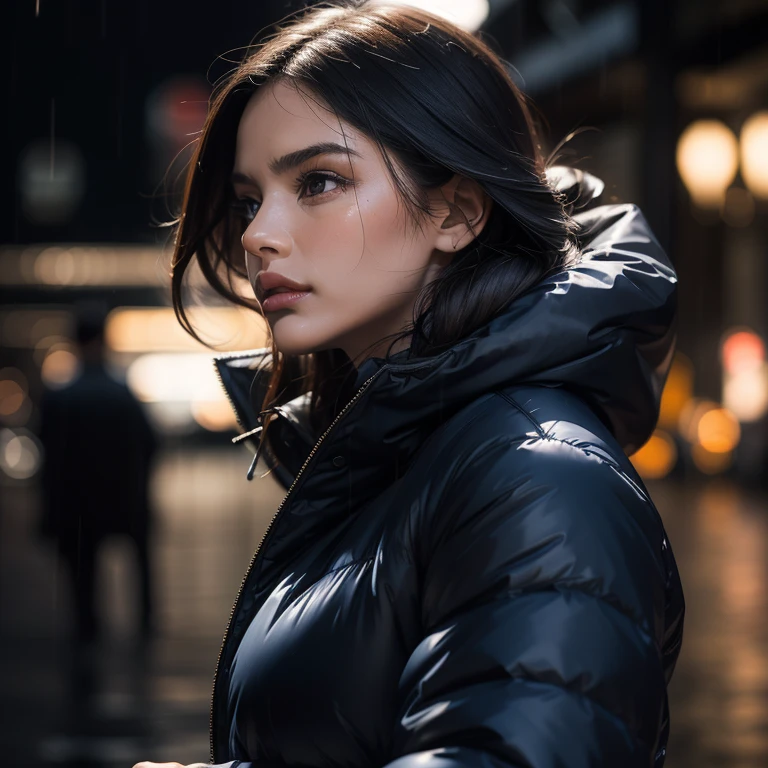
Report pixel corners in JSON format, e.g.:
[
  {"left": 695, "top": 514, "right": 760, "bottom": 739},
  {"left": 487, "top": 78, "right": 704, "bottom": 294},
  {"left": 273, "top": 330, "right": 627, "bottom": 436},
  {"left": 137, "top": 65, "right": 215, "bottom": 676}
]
[{"left": 136, "top": 2, "right": 684, "bottom": 767}]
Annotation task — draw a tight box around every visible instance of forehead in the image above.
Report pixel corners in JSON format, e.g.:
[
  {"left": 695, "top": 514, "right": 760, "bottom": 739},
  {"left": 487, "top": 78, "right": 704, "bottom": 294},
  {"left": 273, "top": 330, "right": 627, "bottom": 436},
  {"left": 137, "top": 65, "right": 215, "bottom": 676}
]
[{"left": 235, "top": 80, "right": 358, "bottom": 160}]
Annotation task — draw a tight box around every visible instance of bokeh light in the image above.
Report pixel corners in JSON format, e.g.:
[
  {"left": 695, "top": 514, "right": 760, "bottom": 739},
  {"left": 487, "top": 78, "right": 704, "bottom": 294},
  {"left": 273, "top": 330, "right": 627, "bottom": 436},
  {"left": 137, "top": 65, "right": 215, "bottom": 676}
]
[
  {"left": 677, "top": 119, "right": 739, "bottom": 208},
  {"left": 658, "top": 352, "right": 694, "bottom": 431},
  {"left": 369, "top": 0, "right": 489, "bottom": 31},
  {"left": 697, "top": 407, "right": 741, "bottom": 453},
  {"left": 126, "top": 353, "right": 232, "bottom": 403},
  {"left": 722, "top": 330, "right": 765, "bottom": 374},
  {"left": 721, "top": 329, "right": 768, "bottom": 422},
  {"left": 191, "top": 400, "right": 239, "bottom": 432},
  {"left": 0, "top": 368, "right": 32, "bottom": 427},
  {"left": 0, "top": 428, "right": 42, "bottom": 480},
  {"left": 678, "top": 398, "right": 719, "bottom": 444},
  {"left": 0, "top": 379, "right": 26, "bottom": 418},
  {"left": 691, "top": 443, "right": 735, "bottom": 475},
  {"left": 106, "top": 307, "right": 267, "bottom": 353},
  {"left": 630, "top": 429, "right": 678, "bottom": 480},
  {"left": 41, "top": 346, "right": 80, "bottom": 388},
  {"left": 740, "top": 110, "right": 768, "bottom": 199}
]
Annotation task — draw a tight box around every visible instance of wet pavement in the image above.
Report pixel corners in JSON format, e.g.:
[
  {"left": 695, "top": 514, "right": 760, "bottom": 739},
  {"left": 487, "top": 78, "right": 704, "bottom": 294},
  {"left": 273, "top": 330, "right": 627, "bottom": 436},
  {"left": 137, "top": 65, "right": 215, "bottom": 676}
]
[
  {"left": 1, "top": 446, "right": 767, "bottom": 767},
  {"left": 656, "top": 479, "right": 768, "bottom": 766}
]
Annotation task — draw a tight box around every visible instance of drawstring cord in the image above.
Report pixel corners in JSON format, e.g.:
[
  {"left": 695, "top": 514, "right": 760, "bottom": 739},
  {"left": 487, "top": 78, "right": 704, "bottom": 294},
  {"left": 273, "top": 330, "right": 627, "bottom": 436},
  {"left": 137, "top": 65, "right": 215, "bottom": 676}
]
[{"left": 246, "top": 407, "right": 280, "bottom": 481}]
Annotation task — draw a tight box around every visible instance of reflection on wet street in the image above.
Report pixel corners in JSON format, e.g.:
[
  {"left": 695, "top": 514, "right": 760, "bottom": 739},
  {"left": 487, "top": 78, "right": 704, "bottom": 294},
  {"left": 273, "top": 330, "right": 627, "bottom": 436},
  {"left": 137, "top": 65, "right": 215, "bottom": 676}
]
[
  {"left": 1, "top": 447, "right": 767, "bottom": 767},
  {"left": 656, "top": 479, "right": 768, "bottom": 766}
]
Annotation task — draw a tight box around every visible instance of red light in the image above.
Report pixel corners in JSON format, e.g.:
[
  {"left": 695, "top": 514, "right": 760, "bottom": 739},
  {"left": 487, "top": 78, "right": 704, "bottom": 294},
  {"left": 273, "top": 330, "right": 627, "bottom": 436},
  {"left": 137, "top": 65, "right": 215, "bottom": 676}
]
[{"left": 721, "top": 330, "right": 765, "bottom": 374}]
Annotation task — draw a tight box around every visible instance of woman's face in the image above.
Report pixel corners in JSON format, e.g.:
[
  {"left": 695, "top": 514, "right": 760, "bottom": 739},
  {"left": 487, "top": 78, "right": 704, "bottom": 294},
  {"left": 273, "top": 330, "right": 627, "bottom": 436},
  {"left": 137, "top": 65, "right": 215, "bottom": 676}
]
[{"left": 232, "top": 80, "right": 455, "bottom": 366}]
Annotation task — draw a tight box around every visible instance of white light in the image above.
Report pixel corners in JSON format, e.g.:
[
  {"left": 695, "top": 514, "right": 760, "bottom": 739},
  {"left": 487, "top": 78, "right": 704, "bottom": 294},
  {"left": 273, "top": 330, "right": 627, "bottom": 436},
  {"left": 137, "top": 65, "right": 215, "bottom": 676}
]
[
  {"left": 0, "top": 429, "right": 42, "bottom": 480},
  {"left": 126, "top": 353, "right": 229, "bottom": 403},
  {"left": 740, "top": 111, "right": 768, "bottom": 199},
  {"left": 723, "top": 365, "right": 768, "bottom": 423},
  {"left": 369, "top": 0, "right": 490, "bottom": 32},
  {"left": 721, "top": 329, "right": 768, "bottom": 422},
  {"left": 676, "top": 119, "right": 739, "bottom": 208}
]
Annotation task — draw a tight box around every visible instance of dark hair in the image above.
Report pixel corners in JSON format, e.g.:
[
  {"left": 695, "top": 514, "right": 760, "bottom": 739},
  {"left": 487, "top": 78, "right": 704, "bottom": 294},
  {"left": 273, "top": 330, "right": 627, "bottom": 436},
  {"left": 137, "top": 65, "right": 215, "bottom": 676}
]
[{"left": 169, "top": 0, "right": 595, "bottom": 452}]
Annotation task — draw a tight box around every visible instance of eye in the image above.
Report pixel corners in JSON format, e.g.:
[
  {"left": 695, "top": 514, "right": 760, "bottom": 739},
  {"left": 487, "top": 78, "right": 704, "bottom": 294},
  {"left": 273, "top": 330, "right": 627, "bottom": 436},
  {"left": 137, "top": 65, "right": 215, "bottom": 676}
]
[
  {"left": 230, "top": 197, "right": 260, "bottom": 223},
  {"left": 298, "top": 171, "right": 349, "bottom": 200}
]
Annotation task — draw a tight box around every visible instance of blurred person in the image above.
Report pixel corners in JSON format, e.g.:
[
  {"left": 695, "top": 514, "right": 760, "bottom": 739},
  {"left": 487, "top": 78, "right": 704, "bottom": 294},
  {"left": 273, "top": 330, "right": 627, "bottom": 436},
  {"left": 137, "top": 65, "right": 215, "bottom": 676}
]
[
  {"left": 136, "top": 2, "right": 684, "bottom": 767},
  {"left": 38, "top": 302, "right": 157, "bottom": 647}
]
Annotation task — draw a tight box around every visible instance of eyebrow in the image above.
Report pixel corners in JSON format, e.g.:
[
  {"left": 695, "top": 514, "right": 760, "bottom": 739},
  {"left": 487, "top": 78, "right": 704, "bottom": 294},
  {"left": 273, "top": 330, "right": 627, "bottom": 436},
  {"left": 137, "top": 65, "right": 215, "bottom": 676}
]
[{"left": 230, "top": 141, "right": 362, "bottom": 186}]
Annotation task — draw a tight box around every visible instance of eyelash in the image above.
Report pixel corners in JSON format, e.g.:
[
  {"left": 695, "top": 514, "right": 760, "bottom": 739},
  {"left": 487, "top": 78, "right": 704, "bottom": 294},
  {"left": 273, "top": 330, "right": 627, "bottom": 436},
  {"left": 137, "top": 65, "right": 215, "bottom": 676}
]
[{"left": 230, "top": 170, "right": 352, "bottom": 222}]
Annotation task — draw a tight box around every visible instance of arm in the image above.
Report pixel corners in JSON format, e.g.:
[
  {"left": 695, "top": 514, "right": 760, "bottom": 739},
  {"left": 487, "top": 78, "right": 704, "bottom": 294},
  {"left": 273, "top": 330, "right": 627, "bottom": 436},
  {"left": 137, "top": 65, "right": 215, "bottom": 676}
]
[{"left": 390, "top": 435, "right": 672, "bottom": 768}]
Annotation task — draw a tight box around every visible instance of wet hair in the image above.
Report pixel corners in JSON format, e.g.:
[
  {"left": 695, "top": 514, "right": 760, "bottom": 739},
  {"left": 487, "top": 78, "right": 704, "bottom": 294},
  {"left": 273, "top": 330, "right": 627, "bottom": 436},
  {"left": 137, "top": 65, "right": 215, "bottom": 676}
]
[{"left": 169, "top": 0, "right": 597, "bottom": 450}]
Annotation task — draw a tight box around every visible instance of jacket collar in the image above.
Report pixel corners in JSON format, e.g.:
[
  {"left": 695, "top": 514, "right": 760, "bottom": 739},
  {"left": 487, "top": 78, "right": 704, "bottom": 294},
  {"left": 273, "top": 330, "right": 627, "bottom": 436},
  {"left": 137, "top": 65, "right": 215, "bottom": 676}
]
[{"left": 214, "top": 200, "right": 677, "bottom": 486}]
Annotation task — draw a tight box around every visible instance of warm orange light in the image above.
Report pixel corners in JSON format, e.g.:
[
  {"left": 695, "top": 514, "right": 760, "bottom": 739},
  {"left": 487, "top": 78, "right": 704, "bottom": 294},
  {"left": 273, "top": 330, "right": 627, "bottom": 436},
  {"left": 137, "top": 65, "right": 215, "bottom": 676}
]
[
  {"left": 629, "top": 430, "right": 678, "bottom": 480},
  {"left": 658, "top": 353, "right": 694, "bottom": 431},
  {"left": 676, "top": 119, "right": 739, "bottom": 208},
  {"left": 41, "top": 348, "right": 80, "bottom": 388},
  {"left": 106, "top": 307, "right": 268, "bottom": 353},
  {"left": 191, "top": 400, "right": 239, "bottom": 432},
  {"left": 697, "top": 408, "right": 741, "bottom": 453},
  {"left": 740, "top": 111, "right": 768, "bottom": 199},
  {"left": 691, "top": 443, "right": 734, "bottom": 475},
  {"left": 28, "top": 245, "right": 164, "bottom": 287},
  {"left": 678, "top": 399, "right": 719, "bottom": 444},
  {"left": 0, "top": 380, "right": 25, "bottom": 417}
]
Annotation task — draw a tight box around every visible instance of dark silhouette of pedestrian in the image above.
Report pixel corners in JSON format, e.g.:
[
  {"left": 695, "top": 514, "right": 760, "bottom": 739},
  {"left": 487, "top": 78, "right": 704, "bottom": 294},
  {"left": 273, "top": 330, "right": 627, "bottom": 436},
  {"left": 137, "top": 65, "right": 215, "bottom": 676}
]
[{"left": 38, "top": 303, "right": 158, "bottom": 646}]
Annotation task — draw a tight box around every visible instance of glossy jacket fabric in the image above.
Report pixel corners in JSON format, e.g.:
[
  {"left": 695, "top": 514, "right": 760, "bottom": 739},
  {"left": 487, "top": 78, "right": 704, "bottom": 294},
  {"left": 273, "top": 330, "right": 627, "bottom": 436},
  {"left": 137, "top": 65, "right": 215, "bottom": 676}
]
[{"left": 208, "top": 193, "right": 685, "bottom": 768}]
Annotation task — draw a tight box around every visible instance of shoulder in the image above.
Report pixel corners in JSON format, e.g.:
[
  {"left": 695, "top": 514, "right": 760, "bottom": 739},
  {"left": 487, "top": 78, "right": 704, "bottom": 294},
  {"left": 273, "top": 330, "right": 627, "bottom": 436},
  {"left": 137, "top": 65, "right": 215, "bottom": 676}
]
[
  {"left": 414, "top": 384, "right": 670, "bottom": 634},
  {"left": 425, "top": 383, "right": 649, "bottom": 503}
]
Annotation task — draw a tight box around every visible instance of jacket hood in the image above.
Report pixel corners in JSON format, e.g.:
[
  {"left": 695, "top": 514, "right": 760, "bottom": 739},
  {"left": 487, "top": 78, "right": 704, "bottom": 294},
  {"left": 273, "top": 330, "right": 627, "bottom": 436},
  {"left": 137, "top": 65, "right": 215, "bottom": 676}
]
[{"left": 215, "top": 180, "right": 677, "bottom": 486}]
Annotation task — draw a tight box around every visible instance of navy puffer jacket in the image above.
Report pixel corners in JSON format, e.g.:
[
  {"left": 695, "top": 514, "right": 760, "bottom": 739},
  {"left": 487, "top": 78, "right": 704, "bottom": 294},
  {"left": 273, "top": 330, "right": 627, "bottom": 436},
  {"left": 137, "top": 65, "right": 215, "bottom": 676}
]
[{"left": 209, "top": 186, "right": 685, "bottom": 768}]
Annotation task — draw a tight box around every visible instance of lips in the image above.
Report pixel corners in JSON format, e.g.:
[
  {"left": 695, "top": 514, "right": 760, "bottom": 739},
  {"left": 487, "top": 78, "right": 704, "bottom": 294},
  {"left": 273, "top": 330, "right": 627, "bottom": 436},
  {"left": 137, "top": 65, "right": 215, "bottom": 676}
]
[{"left": 257, "top": 272, "right": 312, "bottom": 303}]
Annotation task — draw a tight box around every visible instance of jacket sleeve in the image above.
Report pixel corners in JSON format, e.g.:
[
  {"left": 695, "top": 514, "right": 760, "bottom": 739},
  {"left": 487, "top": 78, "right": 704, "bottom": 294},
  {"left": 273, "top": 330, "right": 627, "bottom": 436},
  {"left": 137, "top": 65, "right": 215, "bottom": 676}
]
[{"left": 390, "top": 434, "right": 671, "bottom": 768}]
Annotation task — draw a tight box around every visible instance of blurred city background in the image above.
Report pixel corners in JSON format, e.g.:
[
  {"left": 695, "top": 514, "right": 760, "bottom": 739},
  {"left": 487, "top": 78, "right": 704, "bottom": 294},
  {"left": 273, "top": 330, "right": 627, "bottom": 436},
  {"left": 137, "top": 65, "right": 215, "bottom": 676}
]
[{"left": 2, "top": 0, "right": 768, "bottom": 765}]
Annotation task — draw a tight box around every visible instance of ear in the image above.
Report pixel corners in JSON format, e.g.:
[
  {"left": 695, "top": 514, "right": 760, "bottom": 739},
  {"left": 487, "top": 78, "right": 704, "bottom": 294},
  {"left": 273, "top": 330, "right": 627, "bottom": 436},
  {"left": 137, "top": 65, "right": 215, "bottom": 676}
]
[{"left": 430, "top": 175, "right": 492, "bottom": 254}]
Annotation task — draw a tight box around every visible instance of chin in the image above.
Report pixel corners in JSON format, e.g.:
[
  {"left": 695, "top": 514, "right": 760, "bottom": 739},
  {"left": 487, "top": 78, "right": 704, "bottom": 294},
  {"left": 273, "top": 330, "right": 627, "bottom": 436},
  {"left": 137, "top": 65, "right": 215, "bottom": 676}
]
[{"left": 269, "top": 328, "right": 335, "bottom": 358}]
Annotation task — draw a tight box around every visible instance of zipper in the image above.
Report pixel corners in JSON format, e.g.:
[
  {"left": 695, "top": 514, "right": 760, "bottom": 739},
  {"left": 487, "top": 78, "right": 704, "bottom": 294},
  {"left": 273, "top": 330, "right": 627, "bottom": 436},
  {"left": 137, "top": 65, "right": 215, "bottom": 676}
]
[{"left": 209, "top": 365, "right": 388, "bottom": 764}]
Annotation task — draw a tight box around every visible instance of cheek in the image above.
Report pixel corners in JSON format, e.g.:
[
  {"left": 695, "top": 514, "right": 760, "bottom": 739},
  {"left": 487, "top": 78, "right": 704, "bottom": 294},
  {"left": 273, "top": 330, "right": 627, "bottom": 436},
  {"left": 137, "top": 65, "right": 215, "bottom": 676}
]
[{"left": 305, "top": 185, "right": 417, "bottom": 281}]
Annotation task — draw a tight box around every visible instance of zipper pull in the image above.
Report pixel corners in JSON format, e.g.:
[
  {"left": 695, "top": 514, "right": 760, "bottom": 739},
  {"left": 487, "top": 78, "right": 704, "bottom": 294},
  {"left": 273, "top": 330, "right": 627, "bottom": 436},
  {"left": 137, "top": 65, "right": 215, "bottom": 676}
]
[{"left": 246, "top": 408, "right": 279, "bottom": 481}]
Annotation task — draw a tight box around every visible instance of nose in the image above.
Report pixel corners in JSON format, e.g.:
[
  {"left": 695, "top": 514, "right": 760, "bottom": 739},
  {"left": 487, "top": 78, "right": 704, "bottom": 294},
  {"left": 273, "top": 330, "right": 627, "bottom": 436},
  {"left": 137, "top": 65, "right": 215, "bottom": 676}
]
[{"left": 241, "top": 204, "right": 293, "bottom": 264}]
